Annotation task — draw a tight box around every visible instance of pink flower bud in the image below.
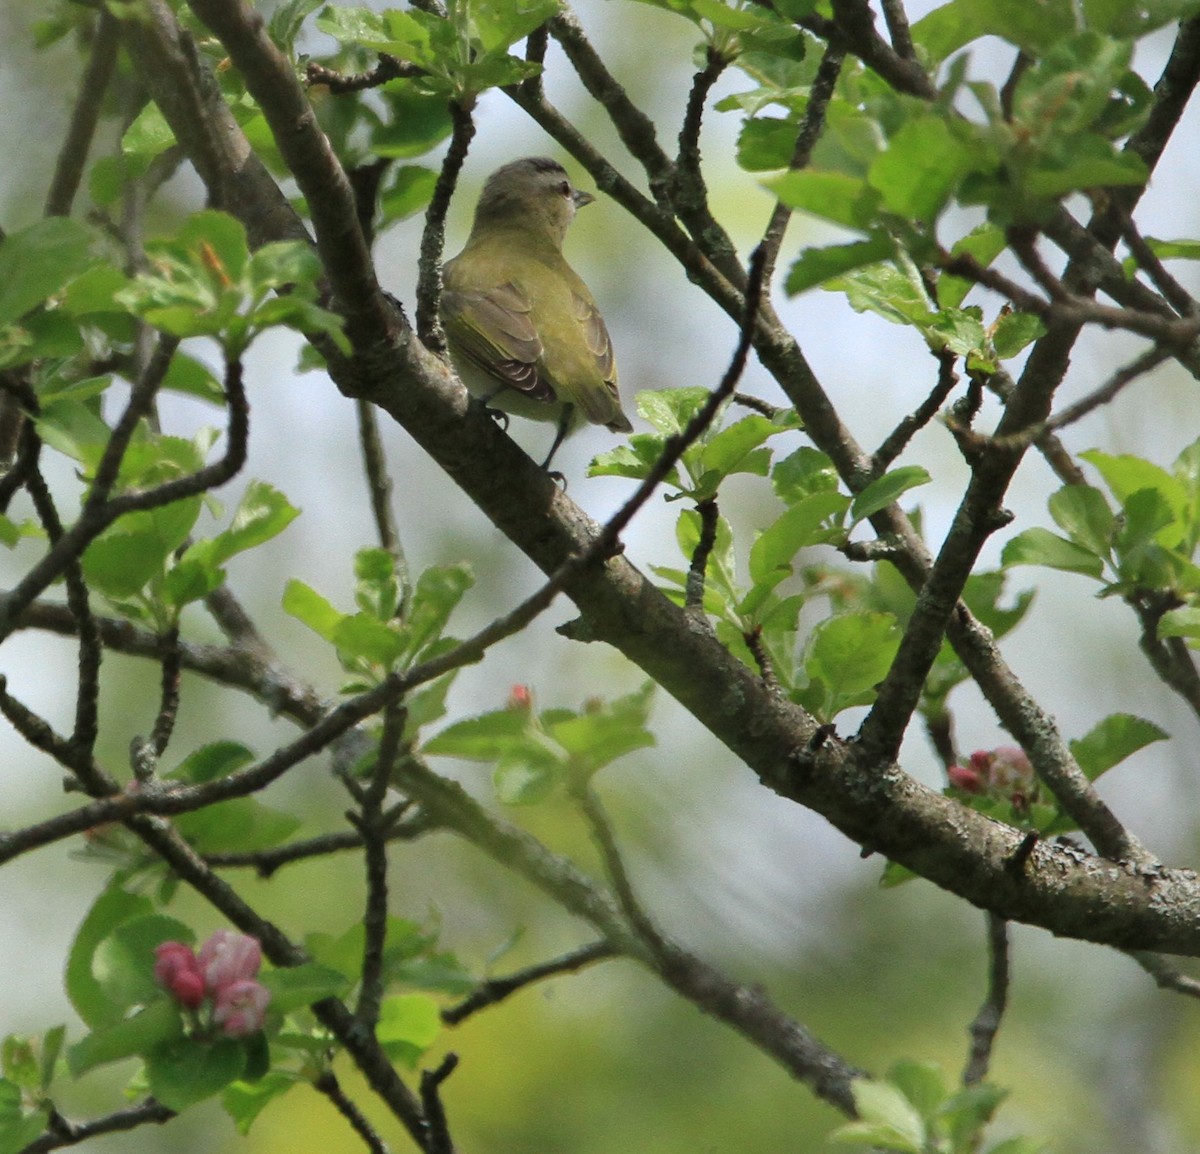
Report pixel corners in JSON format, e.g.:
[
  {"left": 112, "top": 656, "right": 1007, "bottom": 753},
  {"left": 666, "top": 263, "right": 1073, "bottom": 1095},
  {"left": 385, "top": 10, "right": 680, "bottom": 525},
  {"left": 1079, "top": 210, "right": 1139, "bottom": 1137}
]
[
  {"left": 154, "top": 941, "right": 206, "bottom": 1008},
  {"left": 212, "top": 978, "right": 271, "bottom": 1038},
  {"left": 989, "top": 746, "right": 1034, "bottom": 792},
  {"left": 198, "top": 930, "right": 262, "bottom": 995},
  {"left": 506, "top": 685, "right": 533, "bottom": 711},
  {"left": 948, "top": 764, "right": 984, "bottom": 793}
]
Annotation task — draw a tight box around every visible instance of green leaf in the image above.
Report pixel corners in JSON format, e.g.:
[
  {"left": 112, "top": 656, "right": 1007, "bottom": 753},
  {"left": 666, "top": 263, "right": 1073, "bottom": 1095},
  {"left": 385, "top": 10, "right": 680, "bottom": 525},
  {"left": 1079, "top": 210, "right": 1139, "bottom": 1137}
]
[
  {"left": 1082, "top": 449, "right": 1188, "bottom": 529},
  {"left": 83, "top": 499, "right": 203, "bottom": 599},
  {"left": 174, "top": 798, "right": 302, "bottom": 854},
  {"left": 332, "top": 612, "right": 405, "bottom": 666},
  {"left": 0, "top": 218, "right": 97, "bottom": 329},
  {"left": 546, "top": 683, "right": 656, "bottom": 774},
  {"left": 282, "top": 579, "right": 343, "bottom": 643},
  {"left": 785, "top": 235, "right": 895, "bottom": 294},
  {"left": 169, "top": 741, "right": 254, "bottom": 790},
  {"left": 913, "top": 0, "right": 1076, "bottom": 63},
  {"left": 636, "top": 387, "right": 710, "bottom": 435},
  {"left": 67, "top": 999, "right": 184, "bottom": 1077},
  {"left": 868, "top": 117, "right": 984, "bottom": 221},
  {"left": 92, "top": 914, "right": 195, "bottom": 1013},
  {"left": 1158, "top": 606, "right": 1200, "bottom": 640},
  {"left": 376, "top": 993, "right": 441, "bottom": 1066},
  {"left": 772, "top": 446, "right": 840, "bottom": 504},
  {"left": 224, "top": 1071, "right": 296, "bottom": 1135},
  {"left": 749, "top": 492, "right": 850, "bottom": 589},
  {"left": 1001, "top": 528, "right": 1105, "bottom": 577},
  {"left": 403, "top": 563, "right": 474, "bottom": 660},
  {"left": 0, "top": 1078, "right": 49, "bottom": 1154},
  {"left": 937, "top": 224, "right": 1006, "bottom": 309},
  {"left": 379, "top": 165, "right": 439, "bottom": 223},
  {"left": 887, "top": 1060, "right": 946, "bottom": 1120},
  {"left": 145, "top": 1036, "right": 247, "bottom": 1111},
  {"left": 67, "top": 882, "right": 157, "bottom": 1030},
  {"left": 766, "top": 170, "right": 881, "bottom": 231},
  {"left": 1069, "top": 713, "right": 1167, "bottom": 780},
  {"left": 1, "top": 1039, "right": 38, "bottom": 1092},
  {"left": 425, "top": 709, "right": 547, "bottom": 762},
  {"left": 849, "top": 1078, "right": 926, "bottom": 1150},
  {"left": 850, "top": 467, "right": 931, "bottom": 525},
  {"left": 1048, "top": 485, "right": 1114, "bottom": 556},
  {"left": 257, "top": 963, "right": 350, "bottom": 1013},
  {"left": 494, "top": 755, "right": 564, "bottom": 805},
  {"left": 991, "top": 311, "right": 1046, "bottom": 358},
  {"left": 803, "top": 612, "right": 902, "bottom": 719},
  {"left": 202, "top": 481, "right": 300, "bottom": 567}
]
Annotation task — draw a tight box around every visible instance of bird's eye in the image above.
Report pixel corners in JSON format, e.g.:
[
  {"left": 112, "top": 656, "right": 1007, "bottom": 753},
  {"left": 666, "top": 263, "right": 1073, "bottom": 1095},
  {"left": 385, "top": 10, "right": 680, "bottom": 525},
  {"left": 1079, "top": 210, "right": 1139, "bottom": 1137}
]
[{"left": 559, "top": 181, "right": 572, "bottom": 198}]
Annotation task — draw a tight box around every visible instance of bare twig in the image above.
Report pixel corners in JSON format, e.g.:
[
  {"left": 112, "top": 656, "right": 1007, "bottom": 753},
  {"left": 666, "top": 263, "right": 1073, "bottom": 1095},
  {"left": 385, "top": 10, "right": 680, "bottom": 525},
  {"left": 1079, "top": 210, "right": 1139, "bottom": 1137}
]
[
  {"left": 963, "top": 914, "right": 1009, "bottom": 1085},
  {"left": 45, "top": 11, "right": 121, "bottom": 217},
  {"left": 23, "top": 1100, "right": 175, "bottom": 1154},
  {"left": 416, "top": 101, "right": 475, "bottom": 351},
  {"left": 759, "top": 42, "right": 845, "bottom": 281},
  {"left": 685, "top": 497, "right": 719, "bottom": 615},
  {"left": 442, "top": 941, "right": 617, "bottom": 1025},
  {"left": 356, "top": 398, "right": 412, "bottom": 617},
  {"left": 314, "top": 1069, "right": 391, "bottom": 1154}
]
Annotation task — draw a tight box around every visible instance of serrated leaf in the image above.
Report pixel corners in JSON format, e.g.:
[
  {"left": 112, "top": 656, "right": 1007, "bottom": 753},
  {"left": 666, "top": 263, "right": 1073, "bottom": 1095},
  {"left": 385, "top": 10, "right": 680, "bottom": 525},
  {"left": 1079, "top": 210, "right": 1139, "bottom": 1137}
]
[
  {"left": 258, "top": 962, "right": 350, "bottom": 1013},
  {"left": 785, "top": 235, "right": 895, "bottom": 294},
  {"left": 0, "top": 218, "right": 98, "bottom": 329},
  {"left": 850, "top": 1078, "right": 926, "bottom": 1149},
  {"left": 1048, "top": 485, "right": 1114, "bottom": 556},
  {"left": 145, "top": 1036, "right": 246, "bottom": 1111},
  {"left": 767, "top": 170, "right": 881, "bottom": 231},
  {"left": 282, "top": 579, "right": 343, "bottom": 642},
  {"left": 67, "top": 882, "right": 157, "bottom": 1030},
  {"left": 1069, "top": 713, "right": 1167, "bottom": 780},
  {"left": 850, "top": 467, "right": 930, "bottom": 525},
  {"left": 803, "top": 612, "right": 901, "bottom": 718},
  {"left": 749, "top": 492, "right": 850, "bottom": 588},
  {"left": 68, "top": 1000, "right": 184, "bottom": 1077},
  {"left": 1001, "top": 527, "right": 1104, "bottom": 577}
]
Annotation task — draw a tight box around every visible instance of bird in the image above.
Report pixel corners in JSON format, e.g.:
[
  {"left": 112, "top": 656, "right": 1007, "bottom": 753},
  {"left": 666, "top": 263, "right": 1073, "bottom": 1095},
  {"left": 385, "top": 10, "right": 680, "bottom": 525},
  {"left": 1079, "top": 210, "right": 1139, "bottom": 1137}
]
[{"left": 440, "top": 156, "right": 633, "bottom": 468}]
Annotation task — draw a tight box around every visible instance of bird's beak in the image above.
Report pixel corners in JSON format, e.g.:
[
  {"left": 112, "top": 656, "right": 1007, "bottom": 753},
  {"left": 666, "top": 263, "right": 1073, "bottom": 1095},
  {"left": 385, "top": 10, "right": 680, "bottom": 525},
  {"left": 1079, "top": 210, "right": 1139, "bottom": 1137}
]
[{"left": 573, "top": 189, "right": 595, "bottom": 209}]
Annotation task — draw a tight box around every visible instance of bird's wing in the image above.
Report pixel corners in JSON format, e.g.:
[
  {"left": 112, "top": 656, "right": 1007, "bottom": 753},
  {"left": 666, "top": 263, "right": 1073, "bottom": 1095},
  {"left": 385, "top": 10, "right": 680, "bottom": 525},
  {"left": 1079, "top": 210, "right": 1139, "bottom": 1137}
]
[
  {"left": 440, "top": 280, "right": 556, "bottom": 404},
  {"left": 570, "top": 290, "right": 630, "bottom": 430}
]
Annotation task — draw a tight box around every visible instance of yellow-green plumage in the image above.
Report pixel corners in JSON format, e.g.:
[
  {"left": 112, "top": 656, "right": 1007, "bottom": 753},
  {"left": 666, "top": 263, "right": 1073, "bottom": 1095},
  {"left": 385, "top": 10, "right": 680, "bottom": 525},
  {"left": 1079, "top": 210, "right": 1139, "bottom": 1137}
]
[{"left": 441, "top": 157, "right": 632, "bottom": 464}]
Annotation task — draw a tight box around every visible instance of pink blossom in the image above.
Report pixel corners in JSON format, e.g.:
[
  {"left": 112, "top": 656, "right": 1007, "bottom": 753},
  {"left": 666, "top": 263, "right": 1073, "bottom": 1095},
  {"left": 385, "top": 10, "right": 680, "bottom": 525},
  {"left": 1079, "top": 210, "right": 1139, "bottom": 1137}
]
[
  {"left": 507, "top": 684, "right": 533, "bottom": 711},
  {"left": 212, "top": 978, "right": 271, "bottom": 1038},
  {"left": 198, "top": 930, "right": 262, "bottom": 995},
  {"left": 948, "top": 764, "right": 984, "bottom": 793},
  {"left": 154, "top": 941, "right": 206, "bottom": 1008}
]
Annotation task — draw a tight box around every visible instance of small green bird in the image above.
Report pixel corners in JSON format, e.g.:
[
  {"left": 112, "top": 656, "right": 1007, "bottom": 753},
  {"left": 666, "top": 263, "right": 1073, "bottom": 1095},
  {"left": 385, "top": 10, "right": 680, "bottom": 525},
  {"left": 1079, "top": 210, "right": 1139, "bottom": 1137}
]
[{"left": 440, "top": 157, "right": 632, "bottom": 467}]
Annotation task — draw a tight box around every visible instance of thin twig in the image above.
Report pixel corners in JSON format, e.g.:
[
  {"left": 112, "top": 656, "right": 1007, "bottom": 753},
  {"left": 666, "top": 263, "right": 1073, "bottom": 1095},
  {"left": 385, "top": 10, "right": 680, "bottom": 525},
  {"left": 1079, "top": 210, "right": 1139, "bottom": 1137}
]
[
  {"left": 419, "top": 1054, "right": 459, "bottom": 1154},
  {"left": 1113, "top": 205, "right": 1198, "bottom": 317},
  {"left": 963, "top": 914, "right": 1009, "bottom": 1085},
  {"left": 356, "top": 398, "right": 412, "bottom": 617},
  {"left": 1129, "top": 950, "right": 1200, "bottom": 999},
  {"left": 416, "top": 101, "right": 475, "bottom": 351},
  {"left": 205, "top": 814, "right": 434, "bottom": 875},
  {"left": 759, "top": 43, "right": 845, "bottom": 282},
  {"left": 872, "top": 347, "right": 959, "bottom": 474},
  {"left": 23, "top": 1099, "right": 175, "bottom": 1154},
  {"left": 442, "top": 941, "right": 617, "bottom": 1025},
  {"left": 45, "top": 11, "right": 121, "bottom": 217},
  {"left": 684, "top": 498, "right": 719, "bottom": 615},
  {"left": 314, "top": 1069, "right": 391, "bottom": 1154},
  {"left": 353, "top": 700, "right": 406, "bottom": 1030},
  {"left": 306, "top": 53, "right": 424, "bottom": 93},
  {"left": 577, "top": 786, "right": 666, "bottom": 950},
  {"left": 150, "top": 626, "right": 182, "bottom": 757}
]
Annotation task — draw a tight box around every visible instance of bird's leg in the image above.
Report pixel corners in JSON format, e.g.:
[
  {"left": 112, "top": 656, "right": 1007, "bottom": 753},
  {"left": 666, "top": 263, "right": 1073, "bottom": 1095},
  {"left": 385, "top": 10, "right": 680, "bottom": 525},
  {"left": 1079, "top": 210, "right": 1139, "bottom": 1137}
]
[{"left": 540, "top": 405, "right": 574, "bottom": 471}]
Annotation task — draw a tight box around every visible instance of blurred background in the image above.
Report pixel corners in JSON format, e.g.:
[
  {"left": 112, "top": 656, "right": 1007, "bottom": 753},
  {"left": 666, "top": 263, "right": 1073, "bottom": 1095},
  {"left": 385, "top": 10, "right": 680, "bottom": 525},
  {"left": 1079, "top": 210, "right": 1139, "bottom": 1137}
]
[{"left": 1, "top": 1, "right": 1199, "bottom": 1151}]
